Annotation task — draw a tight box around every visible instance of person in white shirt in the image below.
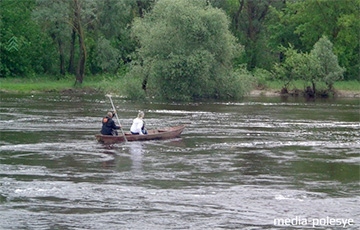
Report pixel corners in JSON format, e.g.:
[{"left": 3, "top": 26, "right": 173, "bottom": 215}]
[{"left": 130, "top": 111, "right": 147, "bottom": 135}]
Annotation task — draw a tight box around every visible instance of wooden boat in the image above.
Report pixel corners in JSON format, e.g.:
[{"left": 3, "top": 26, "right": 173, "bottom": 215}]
[{"left": 95, "top": 125, "right": 185, "bottom": 144}]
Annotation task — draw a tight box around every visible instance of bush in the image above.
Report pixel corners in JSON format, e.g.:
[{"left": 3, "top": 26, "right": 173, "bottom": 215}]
[
  {"left": 123, "top": 76, "right": 146, "bottom": 100},
  {"left": 253, "top": 68, "right": 271, "bottom": 89}
]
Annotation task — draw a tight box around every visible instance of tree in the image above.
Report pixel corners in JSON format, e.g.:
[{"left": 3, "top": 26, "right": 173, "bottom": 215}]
[
  {"left": 273, "top": 45, "right": 321, "bottom": 95},
  {"left": 269, "top": 0, "right": 359, "bottom": 79},
  {"left": 72, "top": 0, "right": 86, "bottom": 84},
  {"left": 89, "top": 0, "right": 134, "bottom": 74},
  {"left": 33, "top": 0, "right": 71, "bottom": 76},
  {"left": 266, "top": 1, "right": 303, "bottom": 64},
  {"left": 292, "top": 52, "right": 321, "bottom": 95},
  {"left": 86, "top": 0, "right": 156, "bottom": 75},
  {"left": 129, "top": 0, "right": 251, "bottom": 100},
  {"left": 310, "top": 36, "right": 345, "bottom": 91},
  {"left": 0, "top": 0, "right": 57, "bottom": 77},
  {"left": 272, "top": 46, "right": 298, "bottom": 91},
  {"left": 33, "top": 0, "right": 97, "bottom": 83},
  {"left": 210, "top": 0, "right": 274, "bottom": 70},
  {"left": 274, "top": 37, "right": 344, "bottom": 96}
]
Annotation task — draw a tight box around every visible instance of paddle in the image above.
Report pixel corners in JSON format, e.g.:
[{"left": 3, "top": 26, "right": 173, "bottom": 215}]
[{"left": 105, "top": 94, "right": 128, "bottom": 142}]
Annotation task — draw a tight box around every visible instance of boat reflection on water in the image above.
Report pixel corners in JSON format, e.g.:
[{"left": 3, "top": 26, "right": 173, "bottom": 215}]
[
  {"left": 99, "top": 142, "right": 144, "bottom": 173},
  {"left": 100, "top": 139, "right": 185, "bottom": 172},
  {"left": 100, "top": 145, "right": 117, "bottom": 168},
  {"left": 129, "top": 142, "right": 144, "bottom": 175}
]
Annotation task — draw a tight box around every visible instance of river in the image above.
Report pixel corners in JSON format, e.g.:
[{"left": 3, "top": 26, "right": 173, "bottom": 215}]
[{"left": 0, "top": 93, "right": 359, "bottom": 229}]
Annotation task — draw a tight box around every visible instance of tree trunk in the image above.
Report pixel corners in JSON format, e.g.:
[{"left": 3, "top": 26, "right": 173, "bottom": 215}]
[
  {"left": 74, "top": 0, "right": 86, "bottom": 85},
  {"left": 76, "top": 33, "right": 86, "bottom": 84},
  {"left": 247, "top": 1, "right": 255, "bottom": 43},
  {"left": 137, "top": 0, "right": 143, "bottom": 17},
  {"left": 246, "top": 1, "right": 257, "bottom": 69},
  {"left": 58, "top": 38, "right": 65, "bottom": 76},
  {"left": 245, "top": 0, "right": 271, "bottom": 70},
  {"left": 68, "top": 28, "right": 76, "bottom": 74},
  {"left": 327, "top": 83, "right": 334, "bottom": 92},
  {"left": 312, "top": 81, "right": 316, "bottom": 95},
  {"left": 234, "top": 0, "right": 245, "bottom": 31},
  {"left": 50, "top": 33, "right": 65, "bottom": 76},
  {"left": 142, "top": 75, "right": 148, "bottom": 91}
]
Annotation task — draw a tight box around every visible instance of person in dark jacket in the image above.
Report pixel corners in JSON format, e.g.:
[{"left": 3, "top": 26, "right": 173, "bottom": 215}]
[{"left": 100, "top": 111, "right": 121, "bottom": 135}]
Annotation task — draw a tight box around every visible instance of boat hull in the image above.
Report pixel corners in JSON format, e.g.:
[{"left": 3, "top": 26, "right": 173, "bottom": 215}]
[{"left": 95, "top": 125, "right": 185, "bottom": 144}]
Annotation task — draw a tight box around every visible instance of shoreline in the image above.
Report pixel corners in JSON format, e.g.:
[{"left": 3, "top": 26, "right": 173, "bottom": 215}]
[
  {"left": 1, "top": 77, "right": 359, "bottom": 99},
  {"left": 249, "top": 89, "right": 360, "bottom": 98},
  {"left": 1, "top": 88, "right": 359, "bottom": 99}
]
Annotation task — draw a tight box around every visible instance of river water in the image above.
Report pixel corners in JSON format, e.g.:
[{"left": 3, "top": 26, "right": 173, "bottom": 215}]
[{"left": 0, "top": 93, "right": 359, "bottom": 229}]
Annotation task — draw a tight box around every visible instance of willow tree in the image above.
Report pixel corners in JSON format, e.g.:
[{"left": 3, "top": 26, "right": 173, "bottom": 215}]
[
  {"left": 311, "top": 36, "right": 345, "bottom": 91},
  {"left": 129, "top": 0, "right": 251, "bottom": 100}
]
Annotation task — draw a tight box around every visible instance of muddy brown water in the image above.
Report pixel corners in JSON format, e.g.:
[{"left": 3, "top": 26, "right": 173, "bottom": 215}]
[{"left": 0, "top": 93, "right": 359, "bottom": 229}]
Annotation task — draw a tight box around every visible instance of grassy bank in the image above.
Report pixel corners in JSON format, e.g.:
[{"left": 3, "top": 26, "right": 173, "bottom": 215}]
[
  {"left": 1, "top": 76, "right": 359, "bottom": 98},
  {"left": 0, "top": 75, "right": 128, "bottom": 94},
  {"left": 262, "top": 80, "right": 360, "bottom": 91}
]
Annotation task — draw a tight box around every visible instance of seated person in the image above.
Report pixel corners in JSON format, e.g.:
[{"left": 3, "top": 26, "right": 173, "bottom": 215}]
[
  {"left": 130, "top": 111, "right": 148, "bottom": 135},
  {"left": 100, "top": 111, "right": 121, "bottom": 135}
]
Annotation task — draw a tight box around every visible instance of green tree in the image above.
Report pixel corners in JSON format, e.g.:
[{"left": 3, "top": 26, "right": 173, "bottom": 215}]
[
  {"left": 0, "top": 0, "right": 57, "bottom": 77},
  {"left": 269, "top": 0, "right": 359, "bottom": 79},
  {"left": 273, "top": 45, "right": 321, "bottom": 94},
  {"left": 86, "top": 0, "right": 155, "bottom": 75},
  {"left": 211, "top": 0, "right": 274, "bottom": 70},
  {"left": 310, "top": 36, "right": 345, "bottom": 91},
  {"left": 129, "top": 0, "right": 251, "bottom": 100},
  {"left": 292, "top": 52, "right": 321, "bottom": 95},
  {"left": 266, "top": 1, "right": 303, "bottom": 64},
  {"left": 274, "top": 37, "right": 344, "bottom": 96},
  {"left": 89, "top": 0, "right": 136, "bottom": 74},
  {"left": 33, "top": 0, "right": 97, "bottom": 83},
  {"left": 273, "top": 46, "right": 303, "bottom": 92},
  {"left": 33, "top": 0, "right": 71, "bottom": 76}
]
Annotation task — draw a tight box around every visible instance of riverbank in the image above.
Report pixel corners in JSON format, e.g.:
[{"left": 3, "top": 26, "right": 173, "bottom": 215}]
[
  {"left": 249, "top": 89, "right": 360, "bottom": 98},
  {"left": 0, "top": 75, "right": 122, "bottom": 95},
  {"left": 250, "top": 80, "right": 360, "bottom": 98},
  {"left": 1, "top": 77, "right": 359, "bottom": 98}
]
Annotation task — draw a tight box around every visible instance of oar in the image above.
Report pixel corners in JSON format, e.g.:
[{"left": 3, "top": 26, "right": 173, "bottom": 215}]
[{"left": 105, "top": 94, "right": 128, "bottom": 142}]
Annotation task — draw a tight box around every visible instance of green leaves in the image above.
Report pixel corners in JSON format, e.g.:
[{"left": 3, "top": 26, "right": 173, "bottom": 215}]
[
  {"left": 274, "top": 36, "right": 345, "bottom": 93},
  {"left": 311, "top": 36, "right": 345, "bottom": 89},
  {"left": 269, "top": 0, "right": 359, "bottom": 79},
  {"left": 0, "top": 0, "right": 56, "bottom": 77},
  {"left": 128, "top": 0, "right": 249, "bottom": 100}
]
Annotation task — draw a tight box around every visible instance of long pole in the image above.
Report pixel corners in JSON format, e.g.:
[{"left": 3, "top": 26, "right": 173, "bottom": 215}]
[{"left": 106, "top": 95, "right": 128, "bottom": 142}]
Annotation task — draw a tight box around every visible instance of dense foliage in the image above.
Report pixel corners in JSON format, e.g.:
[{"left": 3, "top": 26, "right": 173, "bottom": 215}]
[
  {"left": 273, "top": 36, "right": 345, "bottom": 95},
  {"left": 0, "top": 0, "right": 358, "bottom": 98},
  {"left": 311, "top": 36, "right": 345, "bottom": 90},
  {"left": 1, "top": 0, "right": 57, "bottom": 77},
  {"left": 129, "top": 0, "right": 251, "bottom": 100}
]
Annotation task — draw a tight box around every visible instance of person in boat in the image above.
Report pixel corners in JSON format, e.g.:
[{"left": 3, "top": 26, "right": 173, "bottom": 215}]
[
  {"left": 130, "top": 111, "right": 148, "bottom": 135},
  {"left": 100, "top": 111, "right": 121, "bottom": 136}
]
